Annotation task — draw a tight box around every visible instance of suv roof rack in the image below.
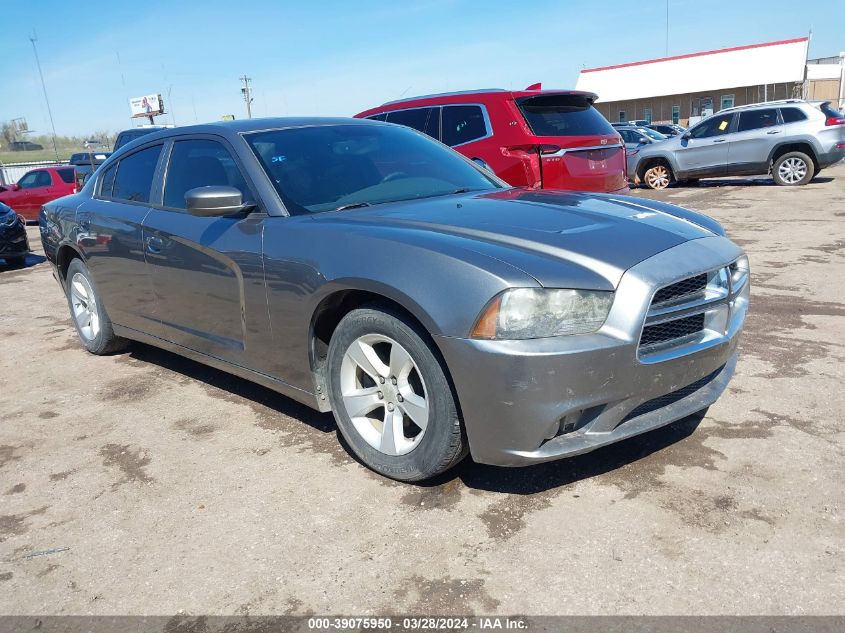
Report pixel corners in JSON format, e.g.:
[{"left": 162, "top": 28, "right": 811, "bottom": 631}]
[
  {"left": 382, "top": 89, "right": 506, "bottom": 107},
  {"left": 718, "top": 99, "right": 806, "bottom": 113}
]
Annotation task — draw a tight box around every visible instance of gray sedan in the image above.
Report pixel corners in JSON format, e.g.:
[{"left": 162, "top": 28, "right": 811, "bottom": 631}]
[{"left": 40, "top": 118, "right": 749, "bottom": 481}]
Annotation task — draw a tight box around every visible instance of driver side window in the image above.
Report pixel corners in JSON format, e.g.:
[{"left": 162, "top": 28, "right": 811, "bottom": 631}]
[
  {"left": 163, "top": 139, "right": 254, "bottom": 210},
  {"left": 689, "top": 114, "right": 734, "bottom": 139},
  {"left": 19, "top": 171, "right": 51, "bottom": 189}
]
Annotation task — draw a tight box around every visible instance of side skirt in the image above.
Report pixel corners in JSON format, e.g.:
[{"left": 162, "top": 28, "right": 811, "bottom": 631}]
[{"left": 112, "top": 324, "right": 329, "bottom": 412}]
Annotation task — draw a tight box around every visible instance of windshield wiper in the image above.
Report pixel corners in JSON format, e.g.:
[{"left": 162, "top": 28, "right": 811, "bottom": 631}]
[{"left": 332, "top": 202, "right": 372, "bottom": 212}]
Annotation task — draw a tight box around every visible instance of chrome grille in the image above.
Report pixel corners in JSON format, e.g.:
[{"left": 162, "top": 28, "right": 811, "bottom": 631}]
[
  {"left": 640, "top": 313, "right": 704, "bottom": 347},
  {"left": 651, "top": 273, "right": 707, "bottom": 306}
]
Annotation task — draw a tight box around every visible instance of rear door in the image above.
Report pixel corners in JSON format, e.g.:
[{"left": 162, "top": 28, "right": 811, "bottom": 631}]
[
  {"left": 76, "top": 144, "right": 163, "bottom": 334},
  {"left": 142, "top": 135, "right": 269, "bottom": 368},
  {"left": 674, "top": 113, "right": 735, "bottom": 176},
  {"left": 515, "top": 94, "right": 626, "bottom": 192},
  {"left": 727, "top": 108, "right": 780, "bottom": 174}
]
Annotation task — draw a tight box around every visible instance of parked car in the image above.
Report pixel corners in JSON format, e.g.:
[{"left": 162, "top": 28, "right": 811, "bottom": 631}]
[
  {"left": 8, "top": 141, "right": 44, "bottom": 151},
  {"left": 355, "top": 87, "right": 628, "bottom": 193},
  {"left": 611, "top": 120, "right": 649, "bottom": 128},
  {"left": 69, "top": 151, "right": 112, "bottom": 187},
  {"left": 616, "top": 126, "right": 669, "bottom": 178},
  {"left": 41, "top": 118, "right": 748, "bottom": 481},
  {"left": 631, "top": 100, "right": 845, "bottom": 189},
  {"left": 113, "top": 125, "right": 172, "bottom": 152},
  {"left": 648, "top": 123, "right": 686, "bottom": 137},
  {"left": 0, "top": 202, "right": 29, "bottom": 266},
  {"left": 0, "top": 166, "right": 77, "bottom": 222}
]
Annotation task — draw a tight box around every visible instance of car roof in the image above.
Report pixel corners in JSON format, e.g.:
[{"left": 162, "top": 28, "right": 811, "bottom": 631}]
[
  {"left": 717, "top": 99, "right": 810, "bottom": 114},
  {"left": 359, "top": 89, "right": 598, "bottom": 114}
]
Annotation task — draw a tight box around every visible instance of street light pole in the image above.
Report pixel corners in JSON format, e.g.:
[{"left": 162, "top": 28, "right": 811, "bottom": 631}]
[
  {"left": 29, "top": 32, "right": 60, "bottom": 162},
  {"left": 240, "top": 75, "right": 253, "bottom": 119}
]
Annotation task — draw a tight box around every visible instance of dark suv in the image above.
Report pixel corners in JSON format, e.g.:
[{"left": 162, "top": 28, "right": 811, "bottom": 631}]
[{"left": 356, "top": 87, "right": 628, "bottom": 193}]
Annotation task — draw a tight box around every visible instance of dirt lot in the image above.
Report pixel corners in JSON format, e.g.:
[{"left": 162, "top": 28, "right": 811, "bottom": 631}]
[{"left": 1, "top": 165, "right": 843, "bottom": 616}]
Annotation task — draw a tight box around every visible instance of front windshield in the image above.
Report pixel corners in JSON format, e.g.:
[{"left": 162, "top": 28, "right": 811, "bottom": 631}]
[
  {"left": 639, "top": 127, "right": 667, "bottom": 141},
  {"left": 245, "top": 123, "right": 501, "bottom": 215}
]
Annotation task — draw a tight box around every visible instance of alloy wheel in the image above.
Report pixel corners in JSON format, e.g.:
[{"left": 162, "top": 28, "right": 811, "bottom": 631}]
[
  {"left": 339, "top": 333, "right": 429, "bottom": 456},
  {"left": 645, "top": 165, "right": 670, "bottom": 189},
  {"left": 69, "top": 272, "right": 100, "bottom": 341},
  {"left": 778, "top": 157, "right": 807, "bottom": 184}
]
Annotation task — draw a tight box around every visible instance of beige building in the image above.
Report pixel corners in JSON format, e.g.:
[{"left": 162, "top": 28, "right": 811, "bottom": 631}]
[{"left": 575, "top": 38, "right": 844, "bottom": 127}]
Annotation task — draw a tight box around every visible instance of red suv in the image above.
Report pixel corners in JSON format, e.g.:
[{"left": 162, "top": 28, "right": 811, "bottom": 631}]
[
  {"left": 355, "top": 87, "right": 627, "bottom": 193},
  {"left": 0, "top": 166, "right": 77, "bottom": 222}
]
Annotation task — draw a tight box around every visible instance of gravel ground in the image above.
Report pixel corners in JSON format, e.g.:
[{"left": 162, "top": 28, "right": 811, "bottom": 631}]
[{"left": 1, "top": 165, "right": 843, "bottom": 616}]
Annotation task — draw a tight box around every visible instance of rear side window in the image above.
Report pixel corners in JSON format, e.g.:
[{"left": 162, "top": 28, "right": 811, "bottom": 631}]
[
  {"left": 518, "top": 94, "right": 615, "bottom": 137},
  {"left": 441, "top": 105, "right": 487, "bottom": 146},
  {"left": 738, "top": 109, "right": 779, "bottom": 132},
  {"left": 386, "top": 108, "right": 440, "bottom": 139},
  {"left": 57, "top": 168, "right": 76, "bottom": 184},
  {"left": 112, "top": 145, "right": 163, "bottom": 203},
  {"left": 163, "top": 138, "right": 253, "bottom": 210},
  {"left": 780, "top": 107, "right": 808, "bottom": 124},
  {"left": 99, "top": 163, "right": 117, "bottom": 197}
]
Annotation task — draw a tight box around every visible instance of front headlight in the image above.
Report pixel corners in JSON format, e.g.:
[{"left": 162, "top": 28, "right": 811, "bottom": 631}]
[
  {"left": 471, "top": 288, "right": 614, "bottom": 340},
  {"left": 730, "top": 255, "right": 749, "bottom": 293}
]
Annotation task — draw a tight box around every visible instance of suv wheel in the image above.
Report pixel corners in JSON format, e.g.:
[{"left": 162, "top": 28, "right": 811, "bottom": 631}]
[
  {"left": 643, "top": 163, "right": 672, "bottom": 189},
  {"left": 772, "top": 152, "right": 814, "bottom": 186},
  {"left": 326, "top": 305, "right": 467, "bottom": 481},
  {"left": 65, "top": 258, "right": 129, "bottom": 355}
]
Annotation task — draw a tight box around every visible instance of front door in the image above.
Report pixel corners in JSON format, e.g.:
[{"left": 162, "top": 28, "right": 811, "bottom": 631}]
[
  {"left": 674, "top": 112, "right": 735, "bottom": 177},
  {"left": 8, "top": 170, "right": 55, "bottom": 220},
  {"left": 142, "top": 136, "right": 270, "bottom": 369}
]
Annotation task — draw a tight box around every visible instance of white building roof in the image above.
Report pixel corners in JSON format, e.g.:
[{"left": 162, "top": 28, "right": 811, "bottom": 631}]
[{"left": 575, "top": 37, "right": 810, "bottom": 103}]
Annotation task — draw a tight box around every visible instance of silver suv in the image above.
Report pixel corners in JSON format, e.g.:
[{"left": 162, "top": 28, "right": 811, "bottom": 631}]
[{"left": 631, "top": 100, "right": 845, "bottom": 189}]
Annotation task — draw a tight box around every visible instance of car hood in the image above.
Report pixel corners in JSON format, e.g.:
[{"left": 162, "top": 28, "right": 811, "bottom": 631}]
[{"left": 314, "top": 188, "right": 723, "bottom": 289}]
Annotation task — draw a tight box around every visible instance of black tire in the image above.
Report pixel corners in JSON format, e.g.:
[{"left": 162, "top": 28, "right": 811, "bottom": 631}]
[
  {"left": 326, "top": 305, "right": 467, "bottom": 482},
  {"left": 5, "top": 255, "right": 26, "bottom": 267},
  {"left": 772, "top": 151, "right": 814, "bottom": 186},
  {"left": 65, "top": 258, "right": 129, "bottom": 355}
]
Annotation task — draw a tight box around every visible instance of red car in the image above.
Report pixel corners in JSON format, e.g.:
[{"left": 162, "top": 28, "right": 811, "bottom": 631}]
[
  {"left": 355, "top": 86, "right": 627, "bottom": 193},
  {"left": 0, "top": 166, "right": 77, "bottom": 222}
]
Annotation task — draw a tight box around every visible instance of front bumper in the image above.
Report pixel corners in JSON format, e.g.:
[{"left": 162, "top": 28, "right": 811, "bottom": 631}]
[
  {"left": 0, "top": 220, "right": 29, "bottom": 259},
  {"left": 436, "top": 236, "right": 748, "bottom": 466}
]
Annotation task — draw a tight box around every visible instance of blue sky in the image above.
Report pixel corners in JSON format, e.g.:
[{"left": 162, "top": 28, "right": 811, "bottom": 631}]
[{"left": 0, "top": 0, "right": 838, "bottom": 136}]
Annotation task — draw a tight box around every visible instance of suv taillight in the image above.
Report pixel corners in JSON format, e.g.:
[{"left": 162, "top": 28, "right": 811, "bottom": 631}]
[{"left": 826, "top": 116, "right": 845, "bottom": 126}]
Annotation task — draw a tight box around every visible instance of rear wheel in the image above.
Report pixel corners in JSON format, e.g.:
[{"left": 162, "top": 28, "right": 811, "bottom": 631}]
[
  {"left": 65, "top": 258, "right": 129, "bottom": 355},
  {"left": 326, "top": 305, "right": 466, "bottom": 481},
  {"left": 643, "top": 163, "right": 672, "bottom": 189},
  {"left": 772, "top": 151, "right": 814, "bottom": 186}
]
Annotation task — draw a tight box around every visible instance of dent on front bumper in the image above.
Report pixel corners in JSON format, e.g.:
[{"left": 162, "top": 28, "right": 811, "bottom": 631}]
[{"left": 436, "top": 236, "right": 748, "bottom": 466}]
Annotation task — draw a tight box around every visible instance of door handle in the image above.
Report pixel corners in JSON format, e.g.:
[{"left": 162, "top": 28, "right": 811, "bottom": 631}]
[
  {"left": 146, "top": 236, "right": 164, "bottom": 254},
  {"left": 713, "top": 139, "right": 727, "bottom": 143},
  {"left": 767, "top": 130, "right": 782, "bottom": 134}
]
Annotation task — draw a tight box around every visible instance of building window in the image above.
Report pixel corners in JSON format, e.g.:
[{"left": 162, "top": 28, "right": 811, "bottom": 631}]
[
  {"left": 643, "top": 108, "right": 652, "bottom": 124},
  {"left": 720, "top": 94, "right": 735, "bottom": 111},
  {"left": 618, "top": 111, "right": 626, "bottom": 123},
  {"left": 672, "top": 105, "right": 680, "bottom": 124}
]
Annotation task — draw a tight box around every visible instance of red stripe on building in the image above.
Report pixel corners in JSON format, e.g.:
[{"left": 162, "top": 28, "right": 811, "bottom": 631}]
[{"left": 580, "top": 37, "right": 809, "bottom": 74}]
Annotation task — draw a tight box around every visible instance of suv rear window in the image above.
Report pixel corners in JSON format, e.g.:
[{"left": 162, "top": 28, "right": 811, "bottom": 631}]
[
  {"left": 57, "top": 168, "right": 76, "bottom": 184},
  {"left": 517, "top": 94, "right": 615, "bottom": 137}
]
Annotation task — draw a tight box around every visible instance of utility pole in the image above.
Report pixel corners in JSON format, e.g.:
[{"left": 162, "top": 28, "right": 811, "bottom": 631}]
[
  {"left": 240, "top": 75, "right": 253, "bottom": 119},
  {"left": 29, "top": 32, "right": 60, "bottom": 162},
  {"left": 665, "top": 0, "right": 670, "bottom": 57}
]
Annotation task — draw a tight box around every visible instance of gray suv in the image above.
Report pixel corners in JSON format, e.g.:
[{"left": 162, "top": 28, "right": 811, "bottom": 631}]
[{"left": 631, "top": 100, "right": 845, "bottom": 189}]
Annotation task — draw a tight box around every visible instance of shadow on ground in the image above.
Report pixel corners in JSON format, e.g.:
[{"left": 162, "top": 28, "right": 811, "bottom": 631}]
[
  {"left": 0, "top": 253, "right": 47, "bottom": 273},
  {"left": 123, "top": 341, "right": 705, "bottom": 495}
]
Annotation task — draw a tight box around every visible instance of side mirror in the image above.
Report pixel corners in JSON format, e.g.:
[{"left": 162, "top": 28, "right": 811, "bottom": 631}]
[
  {"left": 10, "top": 183, "right": 21, "bottom": 192},
  {"left": 640, "top": 138, "right": 652, "bottom": 145},
  {"left": 185, "top": 186, "right": 251, "bottom": 217},
  {"left": 681, "top": 131, "right": 692, "bottom": 140}
]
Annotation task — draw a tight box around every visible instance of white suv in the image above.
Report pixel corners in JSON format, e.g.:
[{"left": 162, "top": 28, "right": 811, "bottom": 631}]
[{"left": 631, "top": 100, "right": 845, "bottom": 189}]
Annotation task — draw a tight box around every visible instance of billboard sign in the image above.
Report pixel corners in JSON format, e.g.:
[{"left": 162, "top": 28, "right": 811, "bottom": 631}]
[{"left": 129, "top": 94, "right": 164, "bottom": 118}]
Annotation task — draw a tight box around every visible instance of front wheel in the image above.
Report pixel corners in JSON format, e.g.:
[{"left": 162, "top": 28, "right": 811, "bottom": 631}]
[
  {"left": 772, "top": 152, "right": 814, "bottom": 186},
  {"left": 643, "top": 163, "right": 672, "bottom": 189},
  {"left": 326, "top": 305, "right": 467, "bottom": 481},
  {"left": 65, "top": 258, "right": 129, "bottom": 355}
]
